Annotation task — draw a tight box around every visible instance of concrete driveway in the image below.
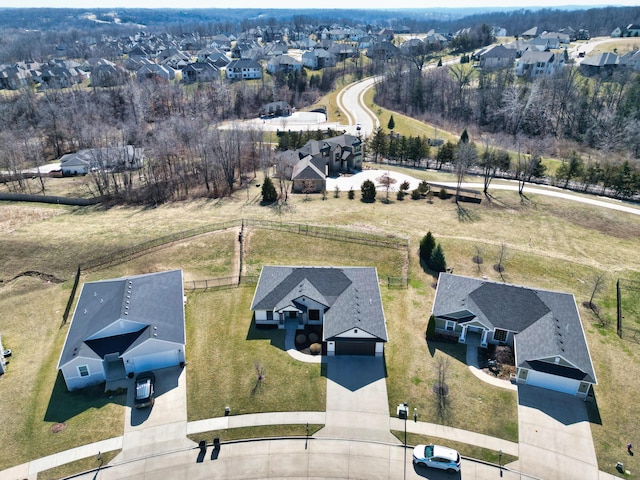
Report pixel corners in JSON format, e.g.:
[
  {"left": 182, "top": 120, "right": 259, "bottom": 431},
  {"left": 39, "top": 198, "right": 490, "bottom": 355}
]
[
  {"left": 316, "top": 356, "right": 397, "bottom": 443},
  {"left": 516, "top": 385, "right": 599, "bottom": 480},
  {"left": 118, "top": 365, "right": 194, "bottom": 462}
]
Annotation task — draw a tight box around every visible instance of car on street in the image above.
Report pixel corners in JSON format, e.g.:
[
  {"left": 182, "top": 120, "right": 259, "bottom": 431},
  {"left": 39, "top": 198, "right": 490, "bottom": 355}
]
[
  {"left": 412, "top": 444, "right": 461, "bottom": 473},
  {"left": 134, "top": 372, "right": 155, "bottom": 408}
]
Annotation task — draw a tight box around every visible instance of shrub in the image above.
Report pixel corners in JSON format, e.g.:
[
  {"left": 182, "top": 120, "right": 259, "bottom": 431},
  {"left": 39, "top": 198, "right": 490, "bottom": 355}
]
[
  {"left": 439, "top": 187, "right": 448, "bottom": 200},
  {"left": 310, "top": 343, "right": 322, "bottom": 355},
  {"left": 397, "top": 190, "right": 406, "bottom": 200},
  {"left": 308, "top": 332, "right": 319, "bottom": 343},
  {"left": 426, "top": 314, "right": 436, "bottom": 340},
  {"left": 348, "top": 187, "right": 355, "bottom": 200},
  {"left": 261, "top": 176, "right": 278, "bottom": 203},
  {"left": 296, "top": 334, "right": 307, "bottom": 344},
  {"left": 411, "top": 189, "right": 421, "bottom": 200},
  {"left": 429, "top": 244, "right": 447, "bottom": 272},
  {"left": 361, "top": 179, "right": 376, "bottom": 202},
  {"left": 419, "top": 232, "right": 436, "bottom": 263}
]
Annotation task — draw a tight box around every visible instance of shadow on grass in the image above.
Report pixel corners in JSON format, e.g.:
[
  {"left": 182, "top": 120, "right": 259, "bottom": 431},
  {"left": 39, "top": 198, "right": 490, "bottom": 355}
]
[
  {"left": 245, "top": 316, "right": 286, "bottom": 351},
  {"left": 426, "top": 337, "right": 467, "bottom": 362},
  {"left": 456, "top": 203, "right": 480, "bottom": 223},
  {"left": 585, "top": 389, "right": 602, "bottom": 426},
  {"left": 44, "top": 371, "right": 127, "bottom": 423}
]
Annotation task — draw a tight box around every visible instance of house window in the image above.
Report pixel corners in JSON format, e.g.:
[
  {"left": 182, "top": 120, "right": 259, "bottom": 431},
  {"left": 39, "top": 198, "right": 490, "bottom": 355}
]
[
  {"left": 518, "top": 368, "right": 528, "bottom": 380},
  {"left": 493, "top": 329, "right": 508, "bottom": 342},
  {"left": 266, "top": 311, "right": 273, "bottom": 321},
  {"left": 78, "top": 365, "right": 89, "bottom": 377},
  {"left": 578, "top": 382, "right": 590, "bottom": 394},
  {"left": 288, "top": 311, "right": 297, "bottom": 319},
  {"left": 445, "top": 320, "right": 456, "bottom": 332},
  {"left": 309, "top": 309, "right": 320, "bottom": 321}
]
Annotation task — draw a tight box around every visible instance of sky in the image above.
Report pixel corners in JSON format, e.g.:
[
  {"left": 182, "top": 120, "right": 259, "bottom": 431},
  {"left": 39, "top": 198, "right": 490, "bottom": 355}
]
[{"left": 1, "top": 0, "right": 638, "bottom": 9}]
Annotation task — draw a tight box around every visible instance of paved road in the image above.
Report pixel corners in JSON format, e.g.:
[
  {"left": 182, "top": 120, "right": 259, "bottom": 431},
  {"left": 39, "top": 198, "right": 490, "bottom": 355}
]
[{"left": 336, "top": 76, "right": 380, "bottom": 137}]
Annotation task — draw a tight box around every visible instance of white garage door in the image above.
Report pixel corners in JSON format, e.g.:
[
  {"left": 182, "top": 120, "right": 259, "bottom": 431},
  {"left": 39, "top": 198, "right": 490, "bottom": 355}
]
[
  {"left": 132, "top": 350, "right": 179, "bottom": 373},
  {"left": 526, "top": 370, "right": 579, "bottom": 395}
]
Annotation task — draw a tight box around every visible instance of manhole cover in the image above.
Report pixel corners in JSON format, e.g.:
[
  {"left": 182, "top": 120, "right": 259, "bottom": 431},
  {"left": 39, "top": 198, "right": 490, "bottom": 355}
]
[{"left": 51, "top": 422, "right": 67, "bottom": 433}]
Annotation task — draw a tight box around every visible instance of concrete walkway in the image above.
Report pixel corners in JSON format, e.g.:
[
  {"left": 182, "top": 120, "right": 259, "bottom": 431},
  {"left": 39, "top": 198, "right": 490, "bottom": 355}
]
[
  {"left": 464, "top": 333, "right": 517, "bottom": 391},
  {"left": 284, "top": 323, "right": 322, "bottom": 364}
]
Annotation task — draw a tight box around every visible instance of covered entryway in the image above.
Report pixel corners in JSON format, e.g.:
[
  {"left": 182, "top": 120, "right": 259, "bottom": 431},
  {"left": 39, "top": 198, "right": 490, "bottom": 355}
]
[{"left": 335, "top": 340, "right": 376, "bottom": 356}]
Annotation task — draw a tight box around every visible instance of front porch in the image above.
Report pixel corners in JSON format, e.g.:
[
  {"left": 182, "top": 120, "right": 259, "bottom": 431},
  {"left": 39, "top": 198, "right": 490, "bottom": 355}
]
[{"left": 458, "top": 324, "right": 489, "bottom": 347}]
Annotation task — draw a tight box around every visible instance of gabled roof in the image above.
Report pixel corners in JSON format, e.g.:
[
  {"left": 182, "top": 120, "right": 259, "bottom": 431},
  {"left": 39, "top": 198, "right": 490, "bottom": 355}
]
[
  {"left": 58, "top": 270, "right": 184, "bottom": 367},
  {"left": 581, "top": 52, "right": 619, "bottom": 67},
  {"left": 518, "top": 50, "right": 554, "bottom": 64},
  {"left": 432, "top": 273, "right": 596, "bottom": 384},
  {"left": 251, "top": 266, "right": 387, "bottom": 342},
  {"left": 291, "top": 155, "right": 326, "bottom": 181}
]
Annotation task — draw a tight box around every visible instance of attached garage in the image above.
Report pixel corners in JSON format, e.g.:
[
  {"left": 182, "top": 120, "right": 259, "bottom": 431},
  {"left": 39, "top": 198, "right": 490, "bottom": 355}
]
[
  {"left": 524, "top": 370, "right": 579, "bottom": 396},
  {"left": 335, "top": 341, "right": 376, "bottom": 356},
  {"left": 130, "top": 350, "right": 180, "bottom": 373}
]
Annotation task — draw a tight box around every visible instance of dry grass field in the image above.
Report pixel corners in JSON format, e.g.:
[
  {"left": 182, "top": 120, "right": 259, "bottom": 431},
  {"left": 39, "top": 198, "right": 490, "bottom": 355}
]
[{"left": 1, "top": 168, "right": 640, "bottom": 476}]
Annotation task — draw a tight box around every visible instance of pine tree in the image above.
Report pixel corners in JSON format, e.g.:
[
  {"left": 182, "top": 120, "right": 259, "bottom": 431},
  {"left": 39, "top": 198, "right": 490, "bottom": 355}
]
[
  {"left": 261, "top": 176, "right": 278, "bottom": 203},
  {"left": 419, "top": 232, "right": 436, "bottom": 263},
  {"left": 387, "top": 114, "right": 395, "bottom": 131},
  {"left": 428, "top": 244, "right": 447, "bottom": 272}
]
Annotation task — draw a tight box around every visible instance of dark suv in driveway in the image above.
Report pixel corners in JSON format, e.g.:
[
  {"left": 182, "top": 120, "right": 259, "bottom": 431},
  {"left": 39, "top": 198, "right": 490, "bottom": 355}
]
[{"left": 134, "top": 372, "right": 155, "bottom": 408}]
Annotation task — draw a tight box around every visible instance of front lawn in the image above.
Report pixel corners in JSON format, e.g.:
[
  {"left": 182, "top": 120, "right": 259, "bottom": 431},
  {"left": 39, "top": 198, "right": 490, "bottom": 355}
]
[{"left": 185, "top": 287, "right": 326, "bottom": 420}]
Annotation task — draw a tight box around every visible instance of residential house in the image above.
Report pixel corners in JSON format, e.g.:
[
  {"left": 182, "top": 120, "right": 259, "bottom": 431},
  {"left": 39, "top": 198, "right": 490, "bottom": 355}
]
[
  {"left": 260, "top": 101, "right": 292, "bottom": 118},
  {"left": 431, "top": 273, "right": 597, "bottom": 398},
  {"left": 473, "top": 44, "right": 517, "bottom": 69},
  {"left": 540, "top": 31, "right": 570, "bottom": 45},
  {"left": 226, "top": 58, "right": 262, "bottom": 80},
  {"left": 521, "top": 27, "right": 539, "bottom": 39},
  {"left": 60, "top": 146, "right": 144, "bottom": 175},
  {"left": 291, "top": 155, "right": 327, "bottom": 193},
  {"left": 328, "top": 44, "right": 357, "bottom": 62},
  {"left": 296, "top": 134, "right": 362, "bottom": 175},
  {"left": 619, "top": 49, "right": 640, "bottom": 71},
  {"left": 366, "top": 41, "right": 400, "bottom": 60},
  {"left": 266, "top": 55, "right": 302, "bottom": 75},
  {"left": 302, "top": 49, "right": 337, "bottom": 69},
  {"left": 181, "top": 61, "right": 220, "bottom": 83},
  {"left": 91, "top": 59, "right": 127, "bottom": 87},
  {"left": 58, "top": 270, "right": 186, "bottom": 391},
  {"left": 137, "top": 63, "right": 175, "bottom": 82},
  {"left": 196, "top": 48, "right": 230, "bottom": 68},
  {"left": 516, "top": 51, "right": 564, "bottom": 78},
  {"left": 627, "top": 24, "right": 640, "bottom": 37},
  {"left": 579, "top": 52, "right": 619, "bottom": 76},
  {"left": 0, "top": 64, "right": 36, "bottom": 90},
  {"left": 251, "top": 266, "right": 388, "bottom": 356}
]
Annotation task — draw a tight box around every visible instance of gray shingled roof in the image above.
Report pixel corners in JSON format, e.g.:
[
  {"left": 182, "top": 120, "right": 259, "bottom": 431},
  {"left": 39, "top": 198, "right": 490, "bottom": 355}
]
[
  {"left": 58, "top": 270, "right": 184, "bottom": 367},
  {"left": 291, "top": 155, "right": 326, "bottom": 181},
  {"left": 251, "top": 266, "right": 387, "bottom": 341},
  {"left": 432, "top": 273, "right": 596, "bottom": 383}
]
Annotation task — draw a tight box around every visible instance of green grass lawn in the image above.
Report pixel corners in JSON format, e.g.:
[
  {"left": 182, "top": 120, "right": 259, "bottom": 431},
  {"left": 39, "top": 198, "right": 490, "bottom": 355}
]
[
  {"left": 185, "top": 287, "right": 326, "bottom": 420},
  {"left": 1, "top": 174, "right": 640, "bottom": 476}
]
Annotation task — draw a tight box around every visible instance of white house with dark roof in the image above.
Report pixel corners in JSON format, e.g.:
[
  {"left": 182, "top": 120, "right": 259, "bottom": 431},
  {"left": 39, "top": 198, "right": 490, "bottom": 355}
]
[
  {"left": 57, "top": 270, "right": 186, "bottom": 391},
  {"left": 251, "top": 266, "right": 388, "bottom": 356},
  {"left": 432, "top": 273, "right": 597, "bottom": 398}
]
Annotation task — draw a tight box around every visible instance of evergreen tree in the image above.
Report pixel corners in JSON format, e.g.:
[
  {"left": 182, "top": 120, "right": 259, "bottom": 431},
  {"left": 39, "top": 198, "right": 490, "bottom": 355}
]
[
  {"left": 387, "top": 114, "right": 395, "bottom": 131},
  {"left": 368, "top": 126, "right": 387, "bottom": 163},
  {"left": 261, "top": 176, "right": 278, "bottom": 203},
  {"left": 426, "top": 314, "right": 436, "bottom": 340},
  {"left": 361, "top": 179, "right": 377, "bottom": 202},
  {"left": 459, "top": 128, "right": 469, "bottom": 144},
  {"left": 428, "top": 244, "right": 447, "bottom": 272},
  {"left": 419, "top": 231, "right": 436, "bottom": 263}
]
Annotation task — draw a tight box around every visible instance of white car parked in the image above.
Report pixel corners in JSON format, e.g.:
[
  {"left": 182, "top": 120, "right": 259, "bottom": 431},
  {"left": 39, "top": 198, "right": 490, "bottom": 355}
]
[{"left": 412, "top": 444, "right": 461, "bottom": 473}]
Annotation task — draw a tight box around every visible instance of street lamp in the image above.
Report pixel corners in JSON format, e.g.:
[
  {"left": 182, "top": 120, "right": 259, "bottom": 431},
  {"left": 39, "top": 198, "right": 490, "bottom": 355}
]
[{"left": 499, "top": 449, "right": 503, "bottom": 477}]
